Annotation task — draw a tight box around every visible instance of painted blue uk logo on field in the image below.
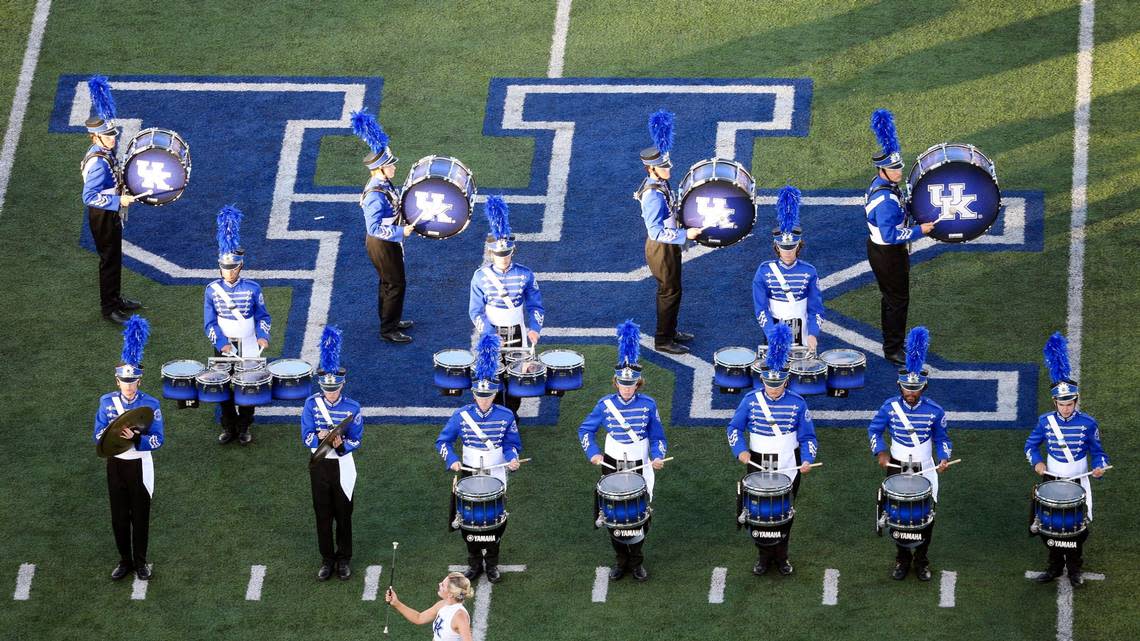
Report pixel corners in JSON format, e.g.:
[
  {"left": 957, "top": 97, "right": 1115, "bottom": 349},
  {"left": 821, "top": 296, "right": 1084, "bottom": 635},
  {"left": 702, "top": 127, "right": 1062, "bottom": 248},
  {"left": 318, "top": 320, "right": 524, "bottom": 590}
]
[{"left": 51, "top": 75, "right": 1043, "bottom": 428}]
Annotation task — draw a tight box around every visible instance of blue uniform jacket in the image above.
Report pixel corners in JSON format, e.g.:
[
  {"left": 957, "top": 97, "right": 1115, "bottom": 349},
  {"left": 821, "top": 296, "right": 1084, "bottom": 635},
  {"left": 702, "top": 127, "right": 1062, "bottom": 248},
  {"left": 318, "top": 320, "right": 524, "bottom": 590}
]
[
  {"left": 578, "top": 393, "right": 668, "bottom": 461},
  {"left": 361, "top": 176, "right": 405, "bottom": 242},
  {"left": 301, "top": 394, "right": 364, "bottom": 456},
  {"left": 638, "top": 178, "right": 684, "bottom": 245},
  {"left": 752, "top": 258, "right": 825, "bottom": 337},
  {"left": 865, "top": 175, "right": 923, "bottom": 244},
  {"left": 81, "top": 144, "right": 122, "bottom": 211},
  {"left": 203, "top": 278, "right": 272, "bottom": 350},
  {"left": 726, "top": 388, "right": 818, "bottom": 462},
  {"left": 468, "top": 263, "right": 545, "bottom": 335},
  {"left": 867, "top": 396, "right": 952, "bottom": 461},
  {"left": 1024, "top": 410, "right": 1109, "bottom": 469},
  {"left": 93, "top": 391, "right": 165, "bottom": 452},
  {"left": 435, "top": 403, "right": 521, "bottom": 470}
]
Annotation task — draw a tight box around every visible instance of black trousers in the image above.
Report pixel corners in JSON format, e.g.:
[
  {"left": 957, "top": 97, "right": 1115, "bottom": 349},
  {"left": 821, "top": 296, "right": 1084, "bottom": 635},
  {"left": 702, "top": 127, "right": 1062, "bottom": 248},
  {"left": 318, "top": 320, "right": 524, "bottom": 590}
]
[
  {"left": 745, "top": 450, "right": 802, "bottom": 562},
  {"left": 88, "top": 207, "right": 122, "bottom": 315},
  {"left": 310, "top": 459, "right": 353, "bottom": 562},
  {"left": 107, "top": 457, "right": 151, "bottom": 565},
  {"left": 366, "top": 236, "right": 407, "bottom": 334},
  {"left": 1043, "top": 530, "right": 1088, "bottom": 575},
  {"left": 215, "top": 349, "right": 254, "bottom": 432},
  {"left": 866, "top": 239, "right": 910, "bottom": 356},
  {"left": 645, "top": 239, "right": 682, "bottom": 345},
  {"left": 463, "top": 523, "right": 508, "bottom": 568}
]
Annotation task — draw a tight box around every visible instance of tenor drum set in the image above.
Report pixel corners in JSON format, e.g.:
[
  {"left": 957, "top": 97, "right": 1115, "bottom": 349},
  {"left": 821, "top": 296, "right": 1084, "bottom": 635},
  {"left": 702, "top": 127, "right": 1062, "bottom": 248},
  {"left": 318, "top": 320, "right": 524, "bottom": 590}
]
[
  {"left": 432, "top": 346, "right": 585, "bottom": 398},
  {"left": 712, "top": 343, "right": 866, "bottom": 397},
  {"left": 160, "top": 356, "right": 315, "bottom": 407}
]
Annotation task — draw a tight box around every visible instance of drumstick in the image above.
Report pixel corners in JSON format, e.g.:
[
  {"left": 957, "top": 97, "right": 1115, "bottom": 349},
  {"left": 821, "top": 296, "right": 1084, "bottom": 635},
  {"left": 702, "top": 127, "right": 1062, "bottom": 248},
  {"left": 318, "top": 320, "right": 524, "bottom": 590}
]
[
  {"left": 1063, "top": 465, "right": 1113, "bottom": 482},
  {"left": 597, "top": 460, "right": 617, "bottom": 471},
  {"left": 461, "top": 458, "right": 533, "bottom": 473},
  {"left": 382, "top": 541, "right": 399, "bottom": 634},
  {"left": 748, "top": 460, "right": 823, "bottom": 473},
  {"left": 620, "top": 456, "right": 675, "bottom": 473},
  {"left": 887, "top": 458, "right": 962, "bottom": 473}
]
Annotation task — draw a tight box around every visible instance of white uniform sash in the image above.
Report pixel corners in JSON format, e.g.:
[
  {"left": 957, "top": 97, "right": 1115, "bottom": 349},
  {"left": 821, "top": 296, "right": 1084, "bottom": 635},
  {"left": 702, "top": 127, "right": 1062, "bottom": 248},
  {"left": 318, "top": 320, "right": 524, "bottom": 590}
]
[
  {"left": 109, "top": 395, "right": 154, "bottom": 496},
  {"left": 211, "top": 282, "right": 259, "bottom": 357},
  {"left": 312, "top": 397, "right": 356, "bottom": 500},
  {"left": 749, "top": 391, "right": 800, "bottom": 482},
  {"left": 459, "top": 410, "right": 507, "bottom": 485},
  {"left": 890, "top": 402, "right": 919, "bottom": 446},
  {"left": 1046, "top": 415, "right": 1077, "bottom": 463},
  {"left": 481, "top": 267, "right": 527, "bottom": 347},
  {"left": 601, "top": 399, "right": 654, "bottom": 497}
]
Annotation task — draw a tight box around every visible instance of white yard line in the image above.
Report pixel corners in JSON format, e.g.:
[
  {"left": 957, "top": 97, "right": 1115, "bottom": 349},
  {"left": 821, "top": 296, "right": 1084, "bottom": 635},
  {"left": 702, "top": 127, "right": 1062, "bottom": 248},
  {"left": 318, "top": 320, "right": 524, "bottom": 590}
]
[
  {"left": 939, "top": 570, "right": 956, "bottom": 608},
  {"left": 591, "top": 566, "right": 609, "bottom": 603},
  {"left": 0, "top": 0, "right": 51, "bottom": 218},
  {"left": 547, "top": 0, "right": 572, "bottom": 78},
  {"left": 130, "top": 565, "right": 152, "bottom": 600},
  {"left": 1024, "top": 570, "right": 1105, "bottom": 641},
  {"left": 707, "top": 567, "right": 727, "bottom": 604},
  {"left": 245, "top": 564, "right": 266, "bottom": 601},
  {"left": 361, "top": 565, "right": 383, "bottom": 601},
  {"left": 1067, "top": 0, "right": 1095, "bottom": 380},
  {"left": 12, "top": 563, "right": 35, "bottom": 600},
  {"left": 821, "top": 568, "right": 839, "bottom": 606}
]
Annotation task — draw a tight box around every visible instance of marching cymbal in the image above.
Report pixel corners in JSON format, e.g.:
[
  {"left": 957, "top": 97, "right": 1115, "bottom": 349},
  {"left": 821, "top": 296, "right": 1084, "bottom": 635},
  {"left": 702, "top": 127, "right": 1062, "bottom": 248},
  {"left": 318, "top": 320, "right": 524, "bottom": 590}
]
[
  {"left": 309, "top": 413, "right": 354, "bottom": 469},
  {"left": 97, "top": 407, "right": 154, "bottom": 458}
]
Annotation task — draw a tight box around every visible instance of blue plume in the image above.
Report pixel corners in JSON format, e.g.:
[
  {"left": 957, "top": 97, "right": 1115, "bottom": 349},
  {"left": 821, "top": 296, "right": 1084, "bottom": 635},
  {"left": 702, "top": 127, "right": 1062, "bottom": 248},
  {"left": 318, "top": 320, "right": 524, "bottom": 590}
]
[
  {"left": 474, "top": 332, "right": 501, "bottom": 381},
  {"left": 1043, "top": 332, "right": 1071, "bottom": 384},
  {"left": 765, "top": 324, "right": 793, "bottom": 370},
  {"left": 648, "top": 109, "right": 674, "bottom": 155},
  {"left": 616, "top": 319, "right": 640, "bottom": 366},
  {"left": 905, "top": 326, "right": 930, "bottom": 374},
  {"left": 120, "top": 315, "right": 150, "bottom": 366},
  {"left": 776, "top": 184, "right": 801, "bottom": 233},
  {"left": 215, "top": 204, "right": 243, "bottom": 255},
  {"left": 870, "top": 108, "right": 900, "bottom": 156},
  {"left": 351, "top": 110, "right": 389, "bottom": 154},
  {"left": 318, "top": 325, "right": 342, "bottom": 373},
  {"left": 485, "top": 195, "right": 511, "bottom": 240},
  {"left": 88, "top": 75, "right": 116, "bottom": 120}
]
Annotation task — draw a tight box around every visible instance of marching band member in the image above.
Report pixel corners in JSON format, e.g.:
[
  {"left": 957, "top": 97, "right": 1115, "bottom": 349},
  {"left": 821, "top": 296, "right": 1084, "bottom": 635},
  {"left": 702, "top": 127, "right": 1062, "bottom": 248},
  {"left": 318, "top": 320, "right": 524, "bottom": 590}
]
[
  {"left": 82, "top": 76, "right": 140, "bottom": 324},
  {"left": 1025, "top": 333, "right": 1109, "bottom": 587},
  {"left": 204, "top": 205, "right": 271, "bottom": 445},
  {"left": 468, "top": 196, "right": 544, "bottom": 415},
  {"left": 727, "top": 324, "right": 818, "bottom": 576},
  {"left": 385, "top": 572, "right": 475, "bottom": 641},
  {"left": 436, "top": 332, "right": 522, "bottom": 583},
  {"left": 353, "top": 110, "right": 415, "bottom": 344},
  {"left": 578, "top": 320, "right": 668, "bottom": 582},
  {"left": 753, "top": 185, "right": 825, "bottom": 352},
  {"left": 867, "top": 326, "right": 951, "bottom": 581},
  {"left": 93, "top": 315, "right": 163, "bottom": 581},
  {"left": 865, "top": 109, "right": 934, "bottom": 365},
  {"left": 635, "top": 110, "right": 701, "bottom": 355},
  {"left": 301, "top": 326, "right": 364, "bottom": 581}
]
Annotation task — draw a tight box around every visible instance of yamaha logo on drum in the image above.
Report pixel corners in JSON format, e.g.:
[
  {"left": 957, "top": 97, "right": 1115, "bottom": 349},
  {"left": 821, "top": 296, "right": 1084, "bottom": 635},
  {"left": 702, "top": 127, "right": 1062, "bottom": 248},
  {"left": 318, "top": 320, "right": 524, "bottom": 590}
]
[
  {"left": 613, "top": 529, "right": 644, "bottom": 538},
  {"left": 892, "top": 531, "right": 924, "bottom": 541},
  {"left": 751, "top": 529, "right": 783, "bottom": 539},
  {"left": 1046, "top": 538, "right": 1078, "bottom": 549},
  {"left": 466, "top": 534, "right": 497, "bottom": 543}
]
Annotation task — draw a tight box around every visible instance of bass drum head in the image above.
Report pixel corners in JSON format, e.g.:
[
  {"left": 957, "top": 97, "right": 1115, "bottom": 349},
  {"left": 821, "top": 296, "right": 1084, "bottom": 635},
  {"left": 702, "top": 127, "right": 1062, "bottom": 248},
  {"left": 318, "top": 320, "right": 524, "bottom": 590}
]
[
  {"left": 907, "top": 143, "right": 1000, "bottom": 243},
  {"left": 123, "top": 128, "right": 190, "bottom": 206},
  {"left": 401, "top": 156, "right": 474, "bottom": 239},
  {"left": 678, "top": 159, "right": 756, "bottom": 248}
]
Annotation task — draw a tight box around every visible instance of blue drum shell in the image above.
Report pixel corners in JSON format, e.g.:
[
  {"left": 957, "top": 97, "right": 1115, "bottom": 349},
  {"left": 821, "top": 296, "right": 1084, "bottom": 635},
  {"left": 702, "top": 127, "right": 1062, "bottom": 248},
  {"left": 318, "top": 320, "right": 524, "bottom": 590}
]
[
  {"left": 827, "top": 365, "right": 865, "bottom": 390},
  {"left": 603, "top": 496, "right": 648, "bottom": 524},
  {"left": 546, "top": 368, "right": 584, "bottom": 391},
  {"left": 162, "top": 378, "right": 198, "bottom": 401},
  {"left": 790, "top": 372, "right": 827, "bottom": 396},
  {"left": 272, "top": 377, "right": 312, "bottom": 400},
  {"left": 434, "top": 369, "right": 472, "bottom": 391},
  {"left": 714, "top": 365, "right": 753, "bottom": 390},
  {"left": 887, "top": 500, "right": 932, "bottom": 526},
  {"left": 234, "top": 382, "right": 273, "bottom": 407},
  {"left": 196, "top": 383, "right": 231, "bottom": 403},
  {"left": 461, "top": 497, "right": 504, "bottom": 526},
  {"left": 507, "top": 378, "right": 547, "bottom": 398},
  {"left": 746, "top": 495, "right": 792, "bottom": 522},
  {"left": 1037, "top": 506, "right": 1082, "bottom": 534}
]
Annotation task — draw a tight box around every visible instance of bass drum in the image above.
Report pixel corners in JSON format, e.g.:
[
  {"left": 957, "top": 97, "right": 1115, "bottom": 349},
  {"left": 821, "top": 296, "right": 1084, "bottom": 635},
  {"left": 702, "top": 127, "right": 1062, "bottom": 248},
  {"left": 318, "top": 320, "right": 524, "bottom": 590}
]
[
  {"left": 906, "top": 142, "right": 1000, "bottom": 243},
  {"left": 677, "top": 158, "right": 756, "bottom": 247},
  {"left": 400, "top": 155, "right": 476, "bottom": 239},
  {"left": 122, "top": 128, "right": 192, "bottom": 205}
]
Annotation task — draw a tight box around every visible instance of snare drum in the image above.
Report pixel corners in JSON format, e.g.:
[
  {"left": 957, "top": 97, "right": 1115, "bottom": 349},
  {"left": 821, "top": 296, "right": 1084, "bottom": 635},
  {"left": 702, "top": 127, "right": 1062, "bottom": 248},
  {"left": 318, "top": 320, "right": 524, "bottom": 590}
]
[
  {"left": 539, "top": 349, "right": 584, "bottom": 394},
  {"left": 455, "top": 475, "right": 506, "bottom": 531},
  {"left": 434, "top": 349, "right": 475, "bottom": 396},
  {"left": 713, "top": 347, "right": 756, "bottom": 393},
  {"left": 400, "top": 155, "right": 476, "bottom": 239},
  {"left": 820, "top": 348, "right": 866, "bottom": 390},
  {"left": 232, "top": 369, "right": 273, "bottom": 406},
  {"left": 906, "top": 143, "right": 1001, "bottom": 243},
  {"left": 268, "top": 358, "right": 313, "bottom": 400},
  {"left": 122, "top": 128, "right": 192, "bottom": 205},
  {"left": 506, "top": 358, "right": 547, "bottom": 398},
  {"left": 1034, "top": 480, "right": 1087, "bottom": 537},
  {"left": 161, "top": 360, "right": 205, "bottom": 401},
  {"left": 597, "top": 472, "right": 650, "bottom": 528},
  {"left": 741, "top": 471, "right": 794, "bottom": 527},
  {"left": 677, "top": 158, "right": 756, "bottom": 247},
  {"left": 195, "top": 369, "right": 232, "bottom": 403},
  {"left": 789, "top": 358, "right": 827, "bottom": 396},
  {"left": 881, "top": 474, "right": 934, "bottom": 530}
]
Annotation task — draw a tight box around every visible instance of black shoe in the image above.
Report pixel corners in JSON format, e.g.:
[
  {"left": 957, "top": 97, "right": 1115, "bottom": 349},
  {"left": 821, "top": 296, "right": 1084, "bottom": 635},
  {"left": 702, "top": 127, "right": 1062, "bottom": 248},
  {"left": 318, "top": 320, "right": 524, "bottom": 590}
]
[
  {"left": 776, "top": 560, "right": 794, "bottom": 576},
  {"left": 485, "top": 565, "right": 501, "bottom": 583},
  {"left": 117, "top": 296, "right": 144, "bottom": 311},
  {"left": 397, "top": 320, "right": 414, "bottom": 330},
  {"left": 103, "top": 309, "right": 131, "bottom": 324},
  {"left": 238, "top": 427, "right": 253, "bottom": 446},
  {"left": 463, "top": 564, "right": 483, "bottom": 581},
  {"left": 381, "top": 331, "right": 413, "bottom": 344},
  {"left": 914, "top": 563, "right": 931, "bottom": 582},
  {"left": 608, "top": 565, "right": 625, "bottom": 581},
  {"left": 885, "top": 350, "right": 906, "bottom": 366},
  {"left": 135, "top": 564, "right": 152, "bottom": 581},
  {"left": 654, "top": 342, "right": 689, "bottom": 355},
  {"left": 1068, "top": 571, "right": 1084, "bottom": 588},
  {"left": 110, "top": 561, "right": 134, "bottom": 581},
  {"left": 337, "top": 560, "right": 351, "bottom": 581},
  {"left": 218, "top": 429, "right": 236, "bottom": 445},
  {"left": 752, "top": 559, "right": 768, "bottom": 576},
  {"left": 891, "top": 561, "right": 909, "bottom": 580},
  {"left": 317, "top": 562, "right": 333, "bottom": 582},
  {"left": 673, "top": 331, "right": 694, "bottom": 342},
  {"left": 1035, "top": 567, "right": 1063, "bottom": 583},
  {"left": 632, "top": 565, "right": 649, "bottom": 582}
]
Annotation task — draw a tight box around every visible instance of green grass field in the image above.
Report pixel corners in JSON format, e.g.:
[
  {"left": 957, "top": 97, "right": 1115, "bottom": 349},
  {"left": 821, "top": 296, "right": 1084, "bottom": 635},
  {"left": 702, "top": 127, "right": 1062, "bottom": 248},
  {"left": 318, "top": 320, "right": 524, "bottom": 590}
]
[{"left": 0, "top": 1, "right": 1137, "bottom": 639}]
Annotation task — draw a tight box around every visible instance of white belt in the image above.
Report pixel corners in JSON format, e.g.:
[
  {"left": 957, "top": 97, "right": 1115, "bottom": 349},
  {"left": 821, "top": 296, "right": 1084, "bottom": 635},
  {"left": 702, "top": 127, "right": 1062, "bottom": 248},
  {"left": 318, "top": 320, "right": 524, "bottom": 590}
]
[{"left": 768, "top": 298, "right": 807, "bottom": 326}]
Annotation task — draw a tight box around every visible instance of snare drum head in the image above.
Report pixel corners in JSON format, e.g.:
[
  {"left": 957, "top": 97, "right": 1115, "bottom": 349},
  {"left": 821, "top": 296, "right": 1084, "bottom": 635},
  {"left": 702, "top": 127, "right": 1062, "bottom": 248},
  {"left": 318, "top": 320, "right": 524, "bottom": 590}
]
[
  {"left": 1036, "top": 480, "right": 1085, "bottom": 504},
  {"left": 742, "top": 471, "right": 792, "bottom": 493},
  {"left": 123, "top": 129, "right": 190, "bottom": 205},
  {"left": 401, "top": 156, "right": 474, "bottom": 239},
  {"left": 714, "top": 346, "right": 756, "bottom": 367},
  {"left": 434, "top": 349, "right": 475, "bottom": 368},
  {"left": 790, "top": 358, "right": 826, "bottom": 375},
  {"left": 268, "top": 358, "right": 312, "bottom": 377},
  {"left": 508, "top": 358, "right": 546, "bottom": 376},
  {"left": 162, "top": 359, "right": 205, "bottom": 377},
  {"left": 456, "top": 474, "right": 504, "bottom": 499},
  {"left": 819, "top": 349, "right": 866, "bottom": 367},
  {"left": 883, "top": 474, "right": 932, "bottom": 498},
  {"left": 597, "top": 472, "right": 647, "bottom": 497},
  {"left": 678, "top": 158, "right": 756, "bottom": 248},
  {"left": 539, "top": 349, "right": 584, "bottom": 368},
  {"left": 907, "top": 143, "right": 1000, "bottom": 243},
  {"left": 196, "top": 369, "right": 230, "bottom": 384},
  {"left": 234, "top": 369, "right": 271, "bottom": 385}
]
